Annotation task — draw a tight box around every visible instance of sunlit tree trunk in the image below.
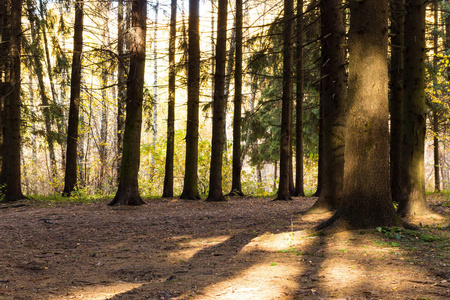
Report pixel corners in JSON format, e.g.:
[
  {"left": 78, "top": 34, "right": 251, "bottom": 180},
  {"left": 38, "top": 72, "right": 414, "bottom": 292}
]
[
  {"left": 308, "top": 0, "right": 346, "bottom": 213},
  {"left": 318, "top": 0, "right": 398, "bottom": 230},
  {"left": 276, "top": 0, "right": 294, "bottom": 200},
  {"left": 63, "top": 0, "right": 84, "bottom": 196},
  {"left": 229, "top": 0, "right": 244, "bottom": 196},
  {"left": 163, "top": 0, "right": 177, "bottom": 198},
  {"left": 398, "top": 0, "right": 434, "bottom": 216},
  {"left": 180, "top": 0, "right": 201, "bottom": 200},
  {"left": 432, "top": 0, "right": 440, "bottom": 193},
  {"left": 109, "top": 0, "right": 147, "bottom": 206},
  {"left": 206, "top": 0, "right": 228, "bottom": 202},
  {"left": 390, "top": 0, "right": 405, "bottom": 202}
]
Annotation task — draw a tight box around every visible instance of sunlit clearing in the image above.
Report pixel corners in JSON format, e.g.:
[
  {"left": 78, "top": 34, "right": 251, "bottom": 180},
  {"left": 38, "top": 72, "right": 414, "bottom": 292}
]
[
  {"left": 196, "top": 262, "right": 303, "bottom": 300},
  {"left": 240, "top": 231, "right": 314, "bottom": 253},
  {"left": 167, "top": 235, "right": 230, "bottom": 262},
  {"left": 48, "top": 282, "right": 144, "bottom": 300}
]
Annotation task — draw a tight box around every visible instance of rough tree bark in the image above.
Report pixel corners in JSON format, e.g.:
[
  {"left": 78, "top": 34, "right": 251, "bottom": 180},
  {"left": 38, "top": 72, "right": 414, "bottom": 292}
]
[
  {"left": 229, "top": 0, "right": 244, "bottom": 196},
  {"left": 180, "top": 0, "right": 201, "bottom": 200},
  {"left": 163, "top": 0, "right": 177, "bottom": 198},
  {"left": 109, "top": 0, "right": 147, "bottom": 206},
  {"left": 276, "top": 0, "right": 294, "bottom": 200},
  {"left": 398, "top": 0, "right": 435, "bottom": 217},
  {"left": 317, "top": 0, "right": 398, "bottom": 230},
  {"left": 206, "top": 0, "right": 228, "bottom": 202},
  {"left": 63, "top": 0, "right": 84, "bottom": 196},
  {"left": 307, "top": 0, "right": 346, "bottom": 213}
]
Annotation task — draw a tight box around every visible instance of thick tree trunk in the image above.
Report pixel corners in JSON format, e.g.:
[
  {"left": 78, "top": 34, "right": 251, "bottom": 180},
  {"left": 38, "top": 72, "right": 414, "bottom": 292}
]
[
  {"left": 206, "top": 0, "right": 228, "bottom": 202},
  {"left": 390, "top": 0, "right": 405, "bottom": 202},
  {"left": 307, "top": 0, "right": 346, "bottom": 213},
  {"left": 294, "top": 0, "right": 305, "bottom": 197},
  {"left": 163, "top": 0, "right": 177, "bottom": 198},
  {"left": 63, "top": 0, "right": 84, "bottom": 196},
  {"left": 180, "top": 0, "right": 201, "bottom": 200},
  {"left": 109, "top": 0, "right": 147, "bottom": 206},
  {"left": 276, "top": 0, "right": 294, "bottom": 200},
  {"left": 229, "top": 0, "right": 244, "bottom": 196},
  {"left": 1, "top": 0, "right": 24, "bottom": 202},
  {"left": 398, "top": 0, "right": 434, "bottom": 217},
  {"left": 318, "top": 0, "right": 398, "bottom": 230}
]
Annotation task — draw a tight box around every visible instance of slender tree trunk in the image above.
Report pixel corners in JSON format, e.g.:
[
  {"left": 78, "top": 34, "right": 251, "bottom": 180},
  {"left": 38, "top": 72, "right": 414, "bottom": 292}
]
[
  {"left": 390, "top": 0, "right": 405, "bottom": 202},
  {"left": 26, "top": 4, "right": 58, "bottom": 180},
  {"left": 206, "top": 0, "right": 228, "bottom": 202},
  {"left": 313, "top": 96, "right": 323, "bottom": 197},
  {"left": 163, "top": 0, "right": 177, "bottom": 198},
  {"left": 398, "top": 0, "right": 434, "bottom": 217},
  {"left": 433, "top": 0, "right": 440, "bottom": 193},
  {"left": 307, "top": 0, "right": 346, "bottom": 213},
  {"left": 1, "top": 0, "right": 24, "bottom": 202},
  {"left": 63, "top": 0, "right": 84, "bottom": 196},
  {"left": 180, "top": 0, "right": 201, "bottom": 200},
  {"left": 294, "top": 0, "right": 305, "bottom": 197},
  {"left": 276, "top": 0, "right": 294, "bottom": 200},
  {"left": 229, "top": 0, "right": 244, "bottom": 196},
  {"left": 109, "top": 0, "right": 147, "bottom": 206},
  {"left": 317, "top": 0, "right": 398, "bottom": 230},
  {"left": 151, "top": 0, "right": 159, "bottom": 175},
  {"left": 117, "top": 0, "right": 127, "bottom": 181}
]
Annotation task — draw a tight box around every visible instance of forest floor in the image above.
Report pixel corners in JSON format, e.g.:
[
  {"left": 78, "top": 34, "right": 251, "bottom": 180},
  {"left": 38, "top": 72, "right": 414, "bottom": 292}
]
[{"left": 0, "top": 195, "right": 449, "bottom": 300}]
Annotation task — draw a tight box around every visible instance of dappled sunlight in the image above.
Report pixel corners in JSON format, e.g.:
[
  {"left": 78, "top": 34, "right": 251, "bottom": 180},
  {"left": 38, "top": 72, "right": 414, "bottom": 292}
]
[
  {"left": 48, "top": 282, "right": 144, "bottom": 300},
  {"left": 195, "top": 261, "right": 303, "bottom": 299},
  {"left": 167, "top": 235, "right": 231, "bottom": 262},
  {"left": 240, "top": 231, "right": 314, "bottom": 253}
]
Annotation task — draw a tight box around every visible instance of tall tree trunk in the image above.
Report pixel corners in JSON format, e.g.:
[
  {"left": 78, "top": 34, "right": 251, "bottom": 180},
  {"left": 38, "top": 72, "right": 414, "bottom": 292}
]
[
  {"left": 294, "top": 0, "right": 305, "bottom": 197},
  {"left": 109, "top": 0, "right": 147, "bottom": 206},
  {"left": 206, "top": 0, "right": 228, "bottom": 202},
  {"left": 276, "top": 0, "right": 294, "bottom": 200},
  {"left": 163, "top": 0, "right": 177, "bottom": 198},
  {"left": 63, "top": 0, "right": 84, "bottom": 196},
  {"left": 1, "top": 0, "right": 24, "bottom": 202},
  {"left": 307, "top": 0, "right": 346, "bottom": 213},
  {"left": 318, "top": 0, "right": 398, "bottom": 230},
  {"left": 229, "top": 0, "right": 244, "bottom": 196},
  {"left": 433, "top": 0, "right": 440, "bottom": 193},
  {"left": 313, "top": 95, "right": 323, "bottom": 197},
  {"left": 180, "top": 0, "right": 201, "bottom": 200},
  {"left": 117, "top": 0, "right": 128, "bottom": 181},
  {"left": 151, "top": 0, "right": 159, "bottom": 175},
  {"left": 26, "top": 3, "right": 58, "bottom": 180},
  {"left": 398, "top": 0, "right": 434, "bottom": 217},
  {"left": 390, "top": 0, "right": 405, "bottom": 202}
]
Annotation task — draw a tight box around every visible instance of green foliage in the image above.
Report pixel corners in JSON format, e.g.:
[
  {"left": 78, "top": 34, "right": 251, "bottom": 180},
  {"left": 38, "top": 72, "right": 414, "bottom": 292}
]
[{"left": 376, "top": 227, "right": 445, "bottom": 243}]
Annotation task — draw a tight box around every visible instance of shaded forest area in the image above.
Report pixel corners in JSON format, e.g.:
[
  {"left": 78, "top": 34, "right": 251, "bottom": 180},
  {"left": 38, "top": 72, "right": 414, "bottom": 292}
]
[{"left": 0, "top": 0, "right": 450, "bottom": 298}]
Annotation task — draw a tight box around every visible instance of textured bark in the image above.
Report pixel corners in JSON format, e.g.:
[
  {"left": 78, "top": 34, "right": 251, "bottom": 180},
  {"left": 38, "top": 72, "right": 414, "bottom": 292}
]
[
  {"left": 389, "top": 0, "right": 404, "bottom": 202},
  {"left": 1, "top": 0, "right": 24, "bottom": 202},
  {"left": 294, "top": 0, "right": 305, "bottom": 197},
  {"left": 109, "top": 0, "right": 147, "bottom": 206},
  {"left": 276, "top": 0, "right": 294, "bottom": 200},
  {"left": 308, "top": 0, "right": 346, "bottom": 213},
  {"left": 163, "top": 0, "right": 177, "bottom": 198},
  {"left": 180, "top": 0, "right": 201, "bottom": 200},
  {"left": 318, "top": 0, "right": 398, "bottom": 230},
  {"left": 206, "top": 0, "right": 228, "bottom": 202},
  {"left": 229, "top": 0, "right": 244, "bottom": 196},
  {"left": 63, "top": 0, "right": 84, "bottom": 196},
  {"left": 398, "top": 0, "right": 433, "bottom": 217}
]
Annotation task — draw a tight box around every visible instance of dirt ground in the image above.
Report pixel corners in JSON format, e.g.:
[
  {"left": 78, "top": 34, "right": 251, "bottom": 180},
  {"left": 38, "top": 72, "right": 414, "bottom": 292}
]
[{"left": 0, "top": 195, "right": 449, "bottom": 300}]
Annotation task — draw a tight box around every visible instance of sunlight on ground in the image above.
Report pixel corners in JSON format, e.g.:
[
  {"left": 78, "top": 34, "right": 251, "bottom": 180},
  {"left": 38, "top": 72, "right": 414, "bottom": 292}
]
[
  {"left": 48, "top": 282, "right": 144, "bottom": 300},
  {"left": 167, "top": 235, "right": 230, "bottom": 262},
  {"left": 240, "top": 231, "right": 311, "bottom": 253},
  {"left": 196, "top": 262, "right": 302, "bottom": 299}
]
